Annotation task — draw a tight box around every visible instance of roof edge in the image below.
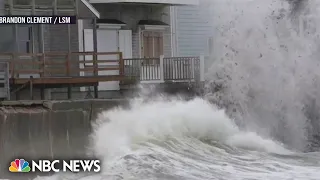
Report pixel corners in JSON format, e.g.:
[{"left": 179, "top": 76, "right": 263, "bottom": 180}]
[{"left": 81, "top": 0, "right": 100, "bottom": 18}]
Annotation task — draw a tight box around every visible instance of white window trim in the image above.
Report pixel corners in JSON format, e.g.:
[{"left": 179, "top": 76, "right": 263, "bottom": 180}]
[
  {"left": 97, "top": 23, "right": 125, "bottom": 29},
  {"left": 170, "top": 6, "right": 178, "bottom": 57},
  {"left": 139, "top": 25, "right": 168, "bottom": 31},
  {"left": 139, "top": 25, "right": 167, "bottom": 58}
]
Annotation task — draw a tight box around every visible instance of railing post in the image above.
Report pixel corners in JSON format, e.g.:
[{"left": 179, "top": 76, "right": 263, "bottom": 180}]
[
  {"left": 5, "top": 62, "right": 10, "bottom": 100},
  {"left": 39, "top": 54, "right": 44, "bottom": 77},
  {"left": 200, "top": 55, "right": 205, "bottom": 82},
  {"left": 93, "top": 18, "right": 98, "bottom": 98},
  {"left": 29, "top": 76, "right": 33, "bottom": 100},
  {"left": 160, "top": 55, "right": 165, "bottom": 83},
  {"left": 119, "top": 52, "right": 124, "bottom": 75},
  {"left": 66, "top": 53, "right": 72, "bottom": 99},
  {"left": 119, "top": 52, "right": 124, "bottom": 85},
  {"left": 40, "top": 53, "right": 45, "bottom": 100},
  {"left": 66, "top": 53, "right": 70, "bottom": 76},
  {"left": 191, "top": 57, "right": 195, "bottom": 80},
  {"left": 11, "top": 53, "right": 15, "bottom": 78}
]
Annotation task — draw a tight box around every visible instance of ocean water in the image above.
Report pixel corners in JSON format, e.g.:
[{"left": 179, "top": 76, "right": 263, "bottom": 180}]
[
  {"left": 33, "top": 97, "right": 320, "bottom": 180},
  {"left": 34, "top": 0, "right": 320, "bottom": 179}
]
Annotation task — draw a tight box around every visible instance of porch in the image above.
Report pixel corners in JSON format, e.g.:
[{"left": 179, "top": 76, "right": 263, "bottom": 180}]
[
  {"left": 0, "top": 51, "right": 204, "bottom": 100},
  {"left": 80, "top": 2, "right": 176, "bottom": 61}
]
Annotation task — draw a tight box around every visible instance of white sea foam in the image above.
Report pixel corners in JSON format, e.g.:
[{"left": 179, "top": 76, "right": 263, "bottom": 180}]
[
  {"left": 91, "top": 97, "right": 292, "bottom": 163},
  {"left": 48, "top": 97, "right": 316, "bottom": 180}
]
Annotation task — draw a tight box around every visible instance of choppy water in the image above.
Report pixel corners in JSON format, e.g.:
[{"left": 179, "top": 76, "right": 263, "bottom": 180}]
[
  {"left": 34, "top": 0, "right": 320, "bottom": 179},
  {"left": 34, "top": 97, "right": 320, "bottom": 180}
]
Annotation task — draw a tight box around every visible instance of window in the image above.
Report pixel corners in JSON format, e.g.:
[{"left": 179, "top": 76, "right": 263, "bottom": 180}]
[
  {"left": 57, "top": 0, "right": 74, "bottom": 6},
  {"left": 141, "top": 31, "right": 164, "bottom": 63},
  {"left": 0, "top": 25, "right": 14, "bottom": 53},
  {"left": 0, "top": 25, "right": 38, "bottom": 53},
  {"left": 18, "top": 25, "right": 32, "bottom": 53},
  {"left": 13, "top": 0, "right": 30, "bottom": 5}
]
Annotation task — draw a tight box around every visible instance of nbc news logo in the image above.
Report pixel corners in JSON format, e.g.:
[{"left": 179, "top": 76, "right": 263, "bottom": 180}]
[{"left": 9, "top": 159, "right": 101, "bottom": 173}]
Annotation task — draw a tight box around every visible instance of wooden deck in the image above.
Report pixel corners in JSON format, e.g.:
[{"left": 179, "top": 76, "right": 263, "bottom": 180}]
[
  {"left": 0, "top": 51, "right": 203, "bottom": 100},
  {"left": 0, "top": 51, "right": 126, "bottom": 87},
  {"left": 11, "top": 75, "right": 123, "bottom": 84},
  {"left": 0, "top": 51, "right": 127, "bottom": 99},
  {"left": 9, "top": 75, "right": 125, "bottom": 88}
]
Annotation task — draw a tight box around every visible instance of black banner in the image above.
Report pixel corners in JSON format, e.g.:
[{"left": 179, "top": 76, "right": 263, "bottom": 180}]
[{"left": 0, "top": 16, "right": 77, "bottom": 24}]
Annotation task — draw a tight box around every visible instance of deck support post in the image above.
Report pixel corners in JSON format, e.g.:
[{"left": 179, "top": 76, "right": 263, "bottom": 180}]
[
  {"left": 16, "top": 91, "right": 20, "bottom": 100},
  {"left": 67, "top": 24, "right": 72, "bottom": 100},
  {"left": 30, "top": 76, "right": 33, "bottom": 100},
  {"left": 40, "top": 87, "right": 45, "bottom": 100},
  {"left": 39, "top": 24, "right": 47, "bottom": 100},
  {"left": 93, "top": 18, "right": 98, "bottom": 98},
  {"left": 160, "top": 55, "right": 165, "bottom": 83},
  {"left": 67, "top": 87, "right": 72, "bottom": 99}
]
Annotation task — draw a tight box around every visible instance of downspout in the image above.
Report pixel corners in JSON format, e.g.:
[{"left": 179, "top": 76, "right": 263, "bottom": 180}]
[{"left": 170, "top": 6, "right": 177, "bottom": 57}]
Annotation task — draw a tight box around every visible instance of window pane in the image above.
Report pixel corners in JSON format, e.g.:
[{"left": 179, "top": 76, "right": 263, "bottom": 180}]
[
  {"left": 35, "top": 0, "right": 52, "bottom": 6},
  {"left": 18, "top": 26, "right": 31, "bottom": 41},
  {"left": 143, "top": 31, "right": 153, "bottom": 58},
  {"left": 147, "top": 32, "right": 153, "bottom": 58},
  {"left": 159, "top": 34, "right": 163, "bottom": 56},
  {"left": 154, "top": 35, "right": 159, "bottom": 58},
  {"left": 57, "top": 0, "right": 74, "bottom": 6},
  {"left": 13, "top": 0, "right": 30, "bottom": 5},
  {"left": 142, "top": 31, "right": 164, "bottom": 60},
  {"left": 153, "top": 32, "right": 163, "bottom": 58},
  {"left": 32, "top": 25, "right": 40, "bottom": 53},
  {"left": 0, "top": 25, "right": 14, "bottom": 53},
  {"left": 18, "top": 41, "right": 30, "bottom": 53}
]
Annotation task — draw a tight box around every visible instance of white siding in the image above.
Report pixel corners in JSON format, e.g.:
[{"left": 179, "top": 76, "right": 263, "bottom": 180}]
[
  {"left": 0, "top": 0, "right": 4, "bottom": 15},
  {"left": 132, "top": 33, "right": 140, "bottom": 58},
  {"left": 93, "top": 4, "right": 171, "bottom": 58},
  {"left": 175, "top": 4, "right": 213, "bottom": 56},
  {"left": 90, "top": 0, "right": 198, "bottom": 5}
]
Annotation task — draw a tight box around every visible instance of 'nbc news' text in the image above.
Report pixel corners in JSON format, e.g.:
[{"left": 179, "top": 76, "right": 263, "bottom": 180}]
[{"left": 32, "top": 160, "right": 100, "bottom": 172}]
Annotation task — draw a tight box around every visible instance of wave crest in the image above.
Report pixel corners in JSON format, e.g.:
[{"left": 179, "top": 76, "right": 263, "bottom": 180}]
[{"left": 91, "top": 97, "right": 292, "bottom": 166}]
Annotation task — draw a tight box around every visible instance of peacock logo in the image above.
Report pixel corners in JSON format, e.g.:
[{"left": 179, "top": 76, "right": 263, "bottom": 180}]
[{"left": 9, "top": 159, "right": 31, "bottom": 172}]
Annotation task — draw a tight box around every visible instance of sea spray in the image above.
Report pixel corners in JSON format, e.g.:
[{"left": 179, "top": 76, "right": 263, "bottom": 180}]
[{"left": 205, "top": 0, "right": 320, "bottom": 151}]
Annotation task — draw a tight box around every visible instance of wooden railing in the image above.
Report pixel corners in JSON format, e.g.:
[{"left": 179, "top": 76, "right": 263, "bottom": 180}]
[
  {"left": 123, "top": 58, "right": 161, "bottom": 81},
  {"left": 0, "top": 52, "right": 124, "bottom": 78},
  {"left": 163, "top": 56, "right": 199, "bottom": 81},
  {"left": 123, "top": 56, "right": 201, "bottom": 82},
  {"left": 0, "top": 52, "right": 204, "bottom": 86}
]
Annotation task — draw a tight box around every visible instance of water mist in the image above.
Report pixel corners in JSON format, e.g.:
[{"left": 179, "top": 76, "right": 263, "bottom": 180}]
[{"left": 205, "top": 0, "right": 320, "bottom": 151}]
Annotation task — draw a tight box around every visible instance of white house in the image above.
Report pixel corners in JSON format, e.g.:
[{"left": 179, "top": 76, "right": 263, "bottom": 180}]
[
  {"left": 0, "top": 0, "right": 205, "bottom": 99},
  {"left": 78, "top": 0, "right": 202, "bottom": 91},
  {"left": 81, "top": 0, "right": 200, "bottom": 58}
]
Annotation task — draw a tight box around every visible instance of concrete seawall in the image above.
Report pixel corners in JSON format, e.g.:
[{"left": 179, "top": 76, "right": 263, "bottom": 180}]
[{"left": 0, "top": 99, "right": 128, "bottom": 179}]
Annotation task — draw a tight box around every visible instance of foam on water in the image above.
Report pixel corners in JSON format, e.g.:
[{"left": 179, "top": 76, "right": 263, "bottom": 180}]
[{"left": 91, "top": 97, "right": 292, "bottom": 162}]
